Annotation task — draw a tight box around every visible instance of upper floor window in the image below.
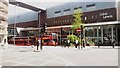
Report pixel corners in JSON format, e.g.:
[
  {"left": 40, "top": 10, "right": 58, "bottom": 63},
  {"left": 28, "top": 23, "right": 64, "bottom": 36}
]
[
  {"left": 64, "top": 9, "right": 71, "bottom": 15},
  {"left": 54, "top": 11, "right": 61, "bottom": 17},
  {"left": 60, "top": 20, "right": 62, "bottom": 23},
  {"left": 65, "top": 20, "right": 67, "bottom": 22},
  {"left": 95, "top": 15, "right": 97, "bottom": 18},
  {"left": 54, "top": 21, "right": 56, "bottom": 24},
  {"left": 74, "top": 7, "right": 82, "bottom": 13},
  {"left": 58, "top": 20, "right": 60, "bottom": 23},
  {"left": 86, "top": 4, "right": 95, "bottom": 7},
  {"left": 70, "top": 19, "right": 73, "bottom": 22},
  {"left": 92, "top": 16, "right": 94, "bottom": 19},
  {"left": 86, "top": 4, "right": 96, "bottom": 11},
  {"left": 67, "top": 19, "right": 69, "bottom": 22},
  {"left": 55, "top": 11, "right": 61, "bottom": 14},
  {"left": 85, "top": 17, "right": 87, "bottom": 20},
  {"left": 63, "top": 20, "right": 65, "bottom": 23},
  {"left": 64, "top": 9, "right": 71, "bottom": 12},
  {"left": 74, "top": 6, "right": 82, "bottom": 10}
]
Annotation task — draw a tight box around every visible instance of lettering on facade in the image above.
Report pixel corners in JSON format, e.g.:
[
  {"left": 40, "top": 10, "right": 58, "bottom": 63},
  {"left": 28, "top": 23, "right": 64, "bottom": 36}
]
[{"left": 100, "top": 12, "right": 113, "bottom": 19}]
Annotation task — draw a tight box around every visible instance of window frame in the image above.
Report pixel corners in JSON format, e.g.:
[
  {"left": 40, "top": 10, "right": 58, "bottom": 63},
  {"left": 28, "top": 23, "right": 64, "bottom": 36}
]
[{"left": 55, "top": 11, "right": 61, "bottom": 14}]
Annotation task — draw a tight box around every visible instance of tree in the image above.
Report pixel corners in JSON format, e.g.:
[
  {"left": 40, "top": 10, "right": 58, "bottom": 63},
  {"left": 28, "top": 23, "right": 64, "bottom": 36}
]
[
  {"left": 67, "top": 34, "right": 81, "bottom": 46},
  {"left": 67, "top": 34, "right": 78, "bottom": 43},
  {"left": 72, "top": 9, "right": 84, "bottom": 49},
  {"left": 72, "top": 9, "right": 83, "bottom": 32}
]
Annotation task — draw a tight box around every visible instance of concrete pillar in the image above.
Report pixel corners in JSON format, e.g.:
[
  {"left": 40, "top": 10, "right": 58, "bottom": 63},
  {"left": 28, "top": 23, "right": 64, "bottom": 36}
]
[
  {"left": 111, "top": 26, "right": 114, "bottom": 43},
  {"left": 101, "top": 27, "right": 104, "bottom": 44},
  {"left": 97, "top": 27, "right": 99, "bottom": 43},
  {"left": 116, "top": 26, "right": 118, "bottom": 42}
]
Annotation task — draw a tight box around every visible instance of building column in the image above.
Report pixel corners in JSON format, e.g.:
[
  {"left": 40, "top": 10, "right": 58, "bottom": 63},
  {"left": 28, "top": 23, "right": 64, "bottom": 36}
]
[
  {"left": 83, "top": 28, "right": 86, "bottom": 39},
  {"left": 116, "top": 25, "right": 118, "bottom": 42},
  {"left": 97, "top": 27, "right": 99, "bottom": 43},
  {"left": 111, "top": 26, "right": 114, "bottom": 43},
  {"left": 101, "top": 27, "right": 104, "bottom": 44}
]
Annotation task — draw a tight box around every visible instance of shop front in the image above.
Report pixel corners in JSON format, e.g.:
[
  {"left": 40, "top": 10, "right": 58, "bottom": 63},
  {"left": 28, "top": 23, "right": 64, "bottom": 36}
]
[{"left": 85, "top": 22, "right": 119, "bottom": 46}]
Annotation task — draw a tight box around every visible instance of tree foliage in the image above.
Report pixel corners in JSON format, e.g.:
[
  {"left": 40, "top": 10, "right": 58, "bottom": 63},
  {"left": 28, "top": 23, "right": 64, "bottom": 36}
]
[
  {"left": 72, "top": 9, "right": 83, "bottom": 31},
  {"left": 67, "top": 34, "right": 80, "bottom": 43},
  {"left": 67, "top": 9, "right": 84, "bottom": 45}
]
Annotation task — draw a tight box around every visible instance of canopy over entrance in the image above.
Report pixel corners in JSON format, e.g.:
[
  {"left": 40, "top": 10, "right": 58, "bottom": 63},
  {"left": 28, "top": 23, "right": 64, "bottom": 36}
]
[{"left": 9, "top": 0, "right": 45, "bottom": 12}]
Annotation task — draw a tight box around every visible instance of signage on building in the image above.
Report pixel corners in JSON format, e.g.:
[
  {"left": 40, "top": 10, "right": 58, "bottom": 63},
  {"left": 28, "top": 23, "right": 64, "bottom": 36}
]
[
  {"left": 100, "top": 12, "right": 113, "bottom": 19},
  {"left": 76, "top": 28, "right": 81, "bottom": 32}
]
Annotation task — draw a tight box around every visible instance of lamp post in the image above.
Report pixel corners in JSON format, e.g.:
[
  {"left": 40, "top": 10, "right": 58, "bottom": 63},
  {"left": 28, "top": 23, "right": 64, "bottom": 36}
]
[
  {"left": 37, "top": 10, "right": 42, "bottom": 50},
  {"left": 60, "top": 27, "right": 63, "bottom": 46},
  {"left": 14, "top": 3, "right": 19, "bottom": 46},
  {"left": 80, "top": 25, "right": 83, "bottom": 49}
]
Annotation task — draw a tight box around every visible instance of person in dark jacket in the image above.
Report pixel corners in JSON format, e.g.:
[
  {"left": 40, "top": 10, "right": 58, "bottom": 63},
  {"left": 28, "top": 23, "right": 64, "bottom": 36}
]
[
  {"left": 35, "top": 36, "right": 39, "bottom": 50},
  {"left": 30, "top": 36, "right": 36, "bottom": 51},
  {"left": 31, "top": 36, "right": 36, "bottom": 46}
]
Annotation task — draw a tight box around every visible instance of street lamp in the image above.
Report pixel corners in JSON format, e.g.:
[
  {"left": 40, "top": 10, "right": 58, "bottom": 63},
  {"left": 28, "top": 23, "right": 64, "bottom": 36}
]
[
  {"left": 37, "top": 10, "right": 42, "bottom": 50},
  {"left": 14, "top": 3, "right": 19, "bottom": 46},
  {"left": 60, "top": 27, "right": 63, "bottom": 46},
  {"left": 80, "top": 25, "right": 83, "bottom": 49}
]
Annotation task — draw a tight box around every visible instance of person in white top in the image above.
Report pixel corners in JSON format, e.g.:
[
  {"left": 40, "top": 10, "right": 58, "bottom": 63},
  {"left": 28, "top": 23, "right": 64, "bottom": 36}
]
[
  {"left": 75, "top": 40, "right": 79, "bottom": 48},
  {"left": 67, "top": 40, "right": 70, "bottom": 48},
  {"left": 76, "top": 40, "right": 78, "bottom": 44},
  {"left": 68, "top": 40, "right": 70, "bottom": 44}
]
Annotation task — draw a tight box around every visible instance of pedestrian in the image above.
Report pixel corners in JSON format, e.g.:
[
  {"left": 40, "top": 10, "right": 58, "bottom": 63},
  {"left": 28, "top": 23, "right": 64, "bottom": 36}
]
[
  {"left": 62, "top": 40, "right": 64, "bottom": 47},
  {"left": 83, "top": 39, "right": 85, "bottom": 48},
  {"left": 67, "top": 39, "right": 70, "bottom": 48},
  {"left": 75, "top": 39, "right": 79, "bottom": 48},
  {"left": 35, "top": 36, "right": 39, "bottom": 50},
  {"left": 30, "top": 36, "right": 36, "bottom": 51},
  {"left": 64, "top": 40, "right": 67, "bottom": 47},
  {"left": 64, "top": 39, "right": 67, "bottom": 47}
]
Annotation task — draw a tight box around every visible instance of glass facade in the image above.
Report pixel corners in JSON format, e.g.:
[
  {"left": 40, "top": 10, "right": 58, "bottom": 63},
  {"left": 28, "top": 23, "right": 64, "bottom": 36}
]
[{"left": 85, "top": 25, "right": 118, "bottom": 45}]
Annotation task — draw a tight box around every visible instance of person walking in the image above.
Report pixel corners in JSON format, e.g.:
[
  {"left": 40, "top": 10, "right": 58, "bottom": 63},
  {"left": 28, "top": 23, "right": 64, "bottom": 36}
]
[
  {"left": 64, "top": 40, "right": 67, "bottom": 47},
  {"left": 31, "top": 36, "right": 36, "bottom": 51},
  {"left": 83, "top": 39, "right": 85, "bottom": 48},
  {"left": 67, "top": 39, "right": 70, "bottom": 48},
  {"left": 35, "top": 36, "right": 39, "bottom": 50},
  {"left": 75, "top": 39, "right": 79, "bottom": 48}
]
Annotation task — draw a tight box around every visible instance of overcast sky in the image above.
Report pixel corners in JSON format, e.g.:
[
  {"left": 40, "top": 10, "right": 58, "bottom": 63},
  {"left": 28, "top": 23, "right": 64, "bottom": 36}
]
[
  {"left": 8, "top": 0, "right": 79, "bottom": 17},
  {"left": 8, "top": 0, "right": 119, "bottom": 24},
  {"left": 8, "top": 0, "right": 118, "bottom": 17}
]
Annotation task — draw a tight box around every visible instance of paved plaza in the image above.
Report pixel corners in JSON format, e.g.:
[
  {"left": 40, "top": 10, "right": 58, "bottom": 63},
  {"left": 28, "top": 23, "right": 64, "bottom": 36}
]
[{"left": 0, "top": 44, "right": 119, "bottom": 66}]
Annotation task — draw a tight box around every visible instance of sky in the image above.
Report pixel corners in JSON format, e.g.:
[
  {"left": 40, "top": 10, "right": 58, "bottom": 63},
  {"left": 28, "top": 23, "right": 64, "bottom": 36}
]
[
  {"left": 8, "top": 0, "right": 78, "bottom": 23},
  {"left": 8, "top": 0, "right": 119, "bottom": 23},
  {"left": 8, "top": 0, "right": 118, "bottom": 16},
  {"left": 8, "top": 0, "right": 79, "bottom": 17}
]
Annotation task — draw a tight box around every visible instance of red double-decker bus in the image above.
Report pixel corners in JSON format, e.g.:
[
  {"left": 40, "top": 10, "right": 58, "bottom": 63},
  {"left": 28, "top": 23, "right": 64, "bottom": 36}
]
[
  {"left": 8, "top": 35, "right": 58, "bottom": 46},
  {"left": 40, "top": 35, "right": 58, "bottom": 46},
  {"left": 8, "top": 37, "right": 31, "bottom": 46}
]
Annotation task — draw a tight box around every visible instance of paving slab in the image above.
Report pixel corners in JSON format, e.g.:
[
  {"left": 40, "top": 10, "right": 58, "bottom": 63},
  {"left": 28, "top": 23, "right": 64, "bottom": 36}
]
[{"left": 1, "top": 45, "right": 119, "bottom": 66}]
